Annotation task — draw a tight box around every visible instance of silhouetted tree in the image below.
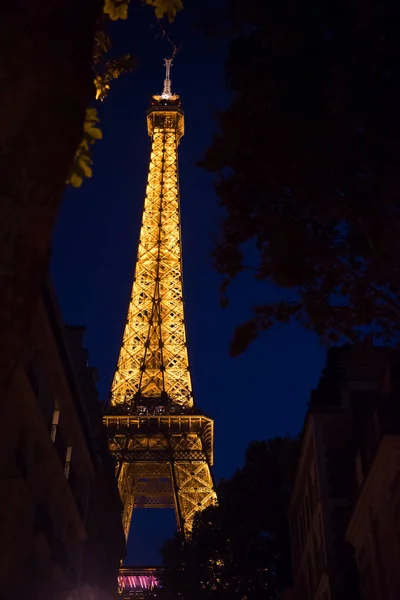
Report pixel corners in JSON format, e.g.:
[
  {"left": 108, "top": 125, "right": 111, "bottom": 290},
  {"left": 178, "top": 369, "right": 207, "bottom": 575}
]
[
  {"left": 158, "top": 438, "right": 299, "bottom": 600},
  {"left": 201, "top": 0, "right": 400, "bottom": 356},
  {"left": 0, "top": 0, "right": 181, "bottom": 393},
  {"left": 0, "top": 0, "right": 102, "bottom": 393}
]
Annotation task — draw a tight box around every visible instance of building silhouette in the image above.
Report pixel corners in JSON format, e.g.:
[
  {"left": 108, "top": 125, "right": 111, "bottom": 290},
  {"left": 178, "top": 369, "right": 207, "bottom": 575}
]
[
  {"left": 288, "top": 345, "right": 400, "bottom": 600},
  {"left": 0, "top": 278, "right": 125, "bottom": 600}
]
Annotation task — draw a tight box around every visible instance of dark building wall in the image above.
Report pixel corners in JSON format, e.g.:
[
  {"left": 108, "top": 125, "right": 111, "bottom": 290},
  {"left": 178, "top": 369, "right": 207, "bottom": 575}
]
[
  {"left": 289, "top": 345, "right": 400, "bottom": 600},
  {"left": 345, "top": 352, "right": 400, "bottom": 600},
  {"left": 347, "top": 436, "right": 400, "bottom": 600},
  {"left": 289, "top": 409, "right": 358, "bottom": 600},
  {"left": 0, "top": 279, "right": 125, "bottom": 600}
]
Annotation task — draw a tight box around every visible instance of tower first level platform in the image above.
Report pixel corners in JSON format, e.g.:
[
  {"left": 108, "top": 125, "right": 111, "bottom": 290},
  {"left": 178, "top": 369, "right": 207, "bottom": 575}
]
[{"left": 105, "top": 414, "right": 215, "bottom": 537}]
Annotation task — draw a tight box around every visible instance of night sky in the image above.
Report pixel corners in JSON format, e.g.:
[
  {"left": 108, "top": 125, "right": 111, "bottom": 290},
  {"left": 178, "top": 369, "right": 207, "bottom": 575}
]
[{"left": 51, "top": 2, "right": 326, "bottom": 564}]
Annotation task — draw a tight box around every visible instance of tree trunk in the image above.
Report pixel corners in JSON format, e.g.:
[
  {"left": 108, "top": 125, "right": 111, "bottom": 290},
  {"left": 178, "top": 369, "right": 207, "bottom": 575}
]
[{"left": 0, "top": 0, "right": 103, "bottom": 393}]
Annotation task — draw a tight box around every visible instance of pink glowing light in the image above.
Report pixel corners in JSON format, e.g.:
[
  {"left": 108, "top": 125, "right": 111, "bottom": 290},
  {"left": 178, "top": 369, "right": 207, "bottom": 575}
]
[{"left": 118, "top": 574, "right": 160, "bottom": 591}]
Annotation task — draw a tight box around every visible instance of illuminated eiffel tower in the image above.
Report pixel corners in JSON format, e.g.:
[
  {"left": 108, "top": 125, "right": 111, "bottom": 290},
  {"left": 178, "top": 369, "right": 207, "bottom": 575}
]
[{"left": 104, "top": 60, "right": 217, "bottom": 550}]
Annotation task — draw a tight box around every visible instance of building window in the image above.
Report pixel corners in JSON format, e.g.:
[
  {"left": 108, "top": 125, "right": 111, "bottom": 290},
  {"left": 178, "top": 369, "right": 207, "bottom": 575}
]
[
  {"left": 358, "top": 540, "right": 376, "bottom": 600},
  {"left": 307, "top": 551, "right": 315, "bottom": 598},
  {"left": 26, "top": 363, "right": 40, "bottom": 397},
  {"left": 389, "top": 471, "right": 400, "bottom": 499},
  {"left": 291, "top": 518, "right": 299, "bottom": 573},
  {"left": 14, "top": 430, "right": 28, "bottom": 479},
  {"left": 299, "top": 512, "right": 306, "bottom": 548},
  {"left": 355, "top": 451, "right": 364, "bottom": 488},
  {"left": 34, "top": 503, "right": 53, "bottom": 536},
  {"left": 372, "top": 410, "right": 380, "bottom": 441},
  {"left": 50, "top": 408, "right": 60, "bottom": 443},
  {"left": 64, "top": 446, "right": 72, "bottom": 479},
  {"left": 15, "top": 448, "right": 27, "bottom": 479},
  {"left": 305, "top": 494, "right": 311, "bottom": 531},
  {"left": 318, "top": 512, "right": 327, "bottom": 567}
]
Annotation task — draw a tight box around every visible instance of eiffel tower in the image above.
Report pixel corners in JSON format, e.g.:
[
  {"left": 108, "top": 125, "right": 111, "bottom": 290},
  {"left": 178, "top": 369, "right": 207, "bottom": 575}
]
[{"left": 104, "top": 60, "right": 217, "bottom": 550}]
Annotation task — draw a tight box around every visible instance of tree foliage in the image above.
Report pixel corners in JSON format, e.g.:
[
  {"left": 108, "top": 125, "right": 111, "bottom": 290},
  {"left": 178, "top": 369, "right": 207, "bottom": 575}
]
[
  {"left": 104, "top": 0, "right": 183, "bottom": 22},
  {"left": 66, "top": 108, "right": 102, "bottom": 188},
  {"left": 158, "top": 438, "right": 299, "bottom": 600},
  {"left": 201, "top": 0, "right": 400, "bottom": 355},
  {"left": 146, "top": 0, "right": 184, "bottom": 22},
  {"left": 92, "top": 28, "right": 136, "bottom": 102},
  {"left": 94, "top": 54, "right": 136, "bottom": 101},
  {"left": 104, "top": 0, "right": 131, "bottom": 20},
  {"left": 68, "top": 0, "right": 182, "bottom": 187},
  {"left": 0, "top": 0, "right": 184, "bottom": 398}
]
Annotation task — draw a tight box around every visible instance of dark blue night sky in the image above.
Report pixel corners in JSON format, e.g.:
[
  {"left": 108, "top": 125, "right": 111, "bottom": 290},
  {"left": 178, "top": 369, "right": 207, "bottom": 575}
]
[{"left": 51, "top": 2, "right": 326, "bottom": 564}]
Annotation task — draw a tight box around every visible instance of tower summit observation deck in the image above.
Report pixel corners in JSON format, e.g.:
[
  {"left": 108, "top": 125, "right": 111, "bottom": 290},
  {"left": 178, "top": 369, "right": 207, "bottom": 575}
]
[{"left": 104, "top": 59, "right": 217, "bottom": 544}]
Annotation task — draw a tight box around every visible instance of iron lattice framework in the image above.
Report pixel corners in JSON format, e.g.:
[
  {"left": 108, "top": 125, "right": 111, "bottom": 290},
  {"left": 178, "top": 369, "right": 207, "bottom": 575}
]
[{"left": 105, "top": 60, "right": 216, "bottom": 540}]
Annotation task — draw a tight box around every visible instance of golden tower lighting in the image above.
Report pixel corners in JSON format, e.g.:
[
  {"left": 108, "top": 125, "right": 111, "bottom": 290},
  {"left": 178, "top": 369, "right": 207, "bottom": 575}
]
[{"left": 104, "top": 59, "right": 217, "bottom": 540}]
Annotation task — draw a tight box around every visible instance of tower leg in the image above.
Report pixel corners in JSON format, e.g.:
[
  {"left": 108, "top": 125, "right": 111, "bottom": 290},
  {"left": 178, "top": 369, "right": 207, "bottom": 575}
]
[
  {"left": 118, "top": 462, "right": 135, "bottom": 540},
  {"left": 171, "top": 460, "right": 216, "bottom": 534}
]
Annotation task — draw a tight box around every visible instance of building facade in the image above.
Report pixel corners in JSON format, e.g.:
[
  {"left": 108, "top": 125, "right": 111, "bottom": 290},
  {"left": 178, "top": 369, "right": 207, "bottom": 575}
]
[
  {"left": 0, "top": 278, "right": 125, "bottom": 600},
  {"left": 289, "top": 405, "right": 359, "bottom": 600},
  {"left": 288, "top": 346, "right": 400, "bottom": 600},
  {"left": 346, "top": 350, "right": 400, "bottom": 600}
]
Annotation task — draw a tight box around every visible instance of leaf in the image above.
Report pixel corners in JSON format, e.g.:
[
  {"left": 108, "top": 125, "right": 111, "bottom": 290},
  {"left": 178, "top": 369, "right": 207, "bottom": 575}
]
[
  {"left": 83, "top": 108, "right": 102, "bottom": 141},
  {"left": 93, "top": 29, "right": 111, "bottom": 64},
  {"left": 104, "top": 0, "right": 130, "bottom": 20},
  {"left": 66, "top": 108, "right": 101, "bottom": 188},
  {"left": 84, "top": 107, "right": 100, "bottom": 125},
  {"left": 94, "top": 54, "right": 136, "bottom": 102},
  {"left": 79, "top": 153, "right": 93, "bottom": 178},
  {"left": 68, "top": 172, "right": 84, "bottom": 189},
  {"left": 220, "top": 296, "right": 229, "bottom": 308},
  {"left": 94, "top": 76, "right": 110, "bottom": 101},
  {"left": 84, "top": 127, "right": 102, "bottom": 140},
  {"left": 146, "top": 0, "right": 183, "bottom": 22},
  {"left": 230, "top": 319, "right": 259, "bottom": 357}
]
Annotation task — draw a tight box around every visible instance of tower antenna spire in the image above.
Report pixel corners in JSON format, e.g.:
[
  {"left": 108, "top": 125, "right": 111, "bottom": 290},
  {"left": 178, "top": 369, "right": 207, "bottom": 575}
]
[{"left": 161, "top": 57, "right": 173, "bottom": 99}]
